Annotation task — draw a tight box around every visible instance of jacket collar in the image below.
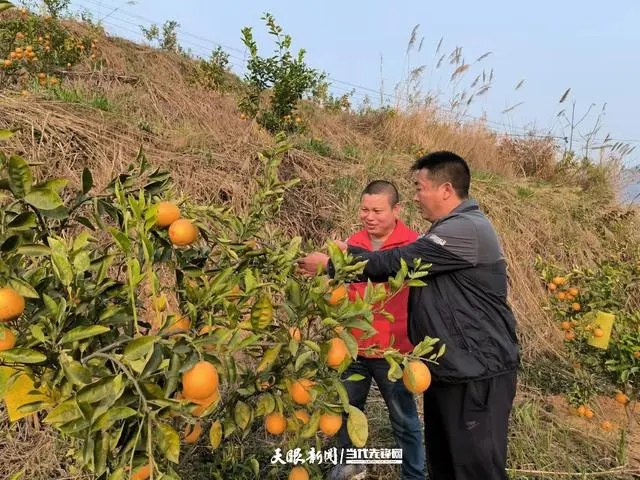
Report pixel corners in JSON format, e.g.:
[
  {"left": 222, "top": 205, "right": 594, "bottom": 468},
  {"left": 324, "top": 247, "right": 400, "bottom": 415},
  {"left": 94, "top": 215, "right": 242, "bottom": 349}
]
[
  {"left": 349, "top": 219, "right": 414, "bottom": 251},
  {"left": 430, "top": 198, "right": 479, "bottom": 229}
]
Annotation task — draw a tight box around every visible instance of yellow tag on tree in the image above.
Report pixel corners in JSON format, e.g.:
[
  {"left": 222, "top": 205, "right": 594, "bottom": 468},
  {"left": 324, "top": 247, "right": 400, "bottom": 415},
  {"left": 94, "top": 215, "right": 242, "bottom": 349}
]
[
  {"left": 0, "top": 367, "right": 49, "bottom": 422},
  {"left": 587, "top": 311, "right": 615, "bottom": 350}
]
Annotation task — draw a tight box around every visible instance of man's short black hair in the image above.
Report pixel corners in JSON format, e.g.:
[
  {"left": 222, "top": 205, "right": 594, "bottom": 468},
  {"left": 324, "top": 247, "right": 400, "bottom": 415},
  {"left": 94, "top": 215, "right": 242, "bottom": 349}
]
[
  {"left": 361, "top": 180, "right": 400, "bottom": 206},
  {"left": 411, "top": 151, "right": 470, "bottom": 199}
]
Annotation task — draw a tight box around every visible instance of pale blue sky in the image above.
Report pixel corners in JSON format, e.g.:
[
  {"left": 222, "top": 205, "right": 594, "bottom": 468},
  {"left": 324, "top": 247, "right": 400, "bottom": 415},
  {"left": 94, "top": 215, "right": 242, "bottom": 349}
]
[{"left": 68, "top": 0, "right": 640, "bottom": 166}]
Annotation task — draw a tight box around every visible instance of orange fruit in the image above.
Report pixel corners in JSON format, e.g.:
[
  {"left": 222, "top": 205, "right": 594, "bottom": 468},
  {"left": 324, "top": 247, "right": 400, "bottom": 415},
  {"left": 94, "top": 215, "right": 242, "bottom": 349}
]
[
  {"left": 3, "top": 60, "right": 11, "bottom": 67},
  {"left": 547, "top": 283, "right": 557, "bottom": 292},
  {"left": 585, "top": 409, "right": 594, "bottom": 419},
  {"left": 288, "top": 466, "right": 309, "bottom": 480},
  {"left": 293, "top": 410, "right": 310, "bottom": 425},
  {"left": 182, "top": 361, "right": 219, "bottom": 400},
  {"left": 191, "top": 388, "right": 220, "bottom": 416},
  {"left": 9, "top": 52, "right": 16, "bottom": 59},
  {"left": 634, "top": 351, "right": 640, "bottom": 359},
  {"left": 567, "top": 287, "right": 579, "bottom": 297},
  {"left": 576, "top": 405, "right": 586, "bottom": 417},
  {"left": 168, "top": 219, "right": 198, "bottom": 246},
  {"left": 0, "top": 327, "right": 16, "bottom": 351},
  {"left": 564, "top": 331, "right": 575, "bottom": 341},
  {"left": 561, "top": 321, "right": 571, "bottom": 331},
  {"left": 289, "top": 327, "right": 302, "bottom": 342},
  {"left": 615, "top": 392, "right": 628, "bottom": 405},
  {"left": 156, "top": 201, "right": 180, "bottom": 227},
  {"left": 402, "top": 360, "right": 432, "bottom": 394},
  {"left": 166, "top": 314, "right": 190, "bottom": 334},
  {"left": 552, "top": 276, "right": 566, "bottom": 286},
  {"left": 183, "top": 422, "right": 202, "bottom": 444},
  {"left": 326, "top": 337, "right": 349, "bottom": 369},
  {"left": 132, "top": 463, "right": 151, "bottom": 480},
  {"left": 327, "top": 285, "right": 348, "bottom": 306},
  {"left": 593, "top": 328, "right": 604, "bottom": 338},
  {"left": 571, "top": 303, "right": 581, "bottom": 312},
  {"left": 289, "top": 379, "right": 314, "bottom": 405},
  {"left": 0, "top": 287, "right": 25, "bottom": 322},
  {"left": 319, "top": 413, "right": 342, "bottom": 436},
  {"left": 557, "top": 292, "right": 566, "bottom": 301},
  {"left": 601, "top": 420, "right": 613, "bottom": 432},
  {"left": 265, "top": 412, "right": 286, "bottom": 435}
]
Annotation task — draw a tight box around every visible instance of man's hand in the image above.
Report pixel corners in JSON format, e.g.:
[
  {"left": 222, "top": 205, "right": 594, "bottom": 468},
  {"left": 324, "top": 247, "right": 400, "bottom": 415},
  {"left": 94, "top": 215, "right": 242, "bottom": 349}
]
[{"left": 297, "top": 252, "right": 330, "bottom": 276}]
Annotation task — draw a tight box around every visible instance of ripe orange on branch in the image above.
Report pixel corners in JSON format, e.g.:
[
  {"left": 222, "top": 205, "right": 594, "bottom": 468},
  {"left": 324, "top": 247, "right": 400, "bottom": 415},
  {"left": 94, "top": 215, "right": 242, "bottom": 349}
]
[
  {"left": 0, "top": 287, "right": 25, "bottom": 322},
  {"left": 182, "top": 361, "right": 219, "bottom": 400},
  {"left": 402, "top": 360, "right": 432, "bottom": 394}
]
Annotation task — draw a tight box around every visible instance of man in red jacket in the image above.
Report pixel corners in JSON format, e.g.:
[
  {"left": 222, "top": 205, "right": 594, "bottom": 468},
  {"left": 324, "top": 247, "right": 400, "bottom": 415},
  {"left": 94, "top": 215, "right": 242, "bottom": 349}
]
[{"left": 329, "top": 181, "right": 425, "bottom": 480}]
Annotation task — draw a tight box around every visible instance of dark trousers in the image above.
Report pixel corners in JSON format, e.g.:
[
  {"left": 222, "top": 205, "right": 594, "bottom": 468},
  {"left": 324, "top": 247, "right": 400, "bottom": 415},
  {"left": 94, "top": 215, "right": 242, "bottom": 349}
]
[
  {"left": 338, "top": 357, "right": 426, "bottom": 480},
  {"left": 423, "top": 371, "right": 517, "bottom": 480}
]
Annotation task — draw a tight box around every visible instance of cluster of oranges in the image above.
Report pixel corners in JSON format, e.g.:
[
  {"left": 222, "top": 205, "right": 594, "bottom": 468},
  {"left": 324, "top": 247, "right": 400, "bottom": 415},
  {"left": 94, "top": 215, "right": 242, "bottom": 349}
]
[
  {"left": 0, "top": 287, "right": 25, "bottom": 352},
  {"left": 155, "top": 201, "right": 198, "bottom": 246},
  {"left": 2, "top": 40, "right": 39, "bottom": 67},
  {"left": 573, "top": 391, "right": 629, "bottom": 433},
  {"left": 547, "top": 276, "right": 584, "bottom": 341},
  {"left": 282, "top": 114, "right": 302, "bottom": 124}
]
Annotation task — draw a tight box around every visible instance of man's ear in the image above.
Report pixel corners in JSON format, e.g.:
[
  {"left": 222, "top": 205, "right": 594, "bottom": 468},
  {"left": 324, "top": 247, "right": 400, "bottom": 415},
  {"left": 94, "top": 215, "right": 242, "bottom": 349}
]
[{"left": 392, "top": 202, "right": 401, "bottom": 218}]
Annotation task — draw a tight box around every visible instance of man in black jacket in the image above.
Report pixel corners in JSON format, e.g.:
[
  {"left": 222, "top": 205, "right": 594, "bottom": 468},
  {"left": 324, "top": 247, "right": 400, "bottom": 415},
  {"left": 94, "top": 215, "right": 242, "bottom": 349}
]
[{"left": 298, "top": 151, "right": 520, "bottom": 480}]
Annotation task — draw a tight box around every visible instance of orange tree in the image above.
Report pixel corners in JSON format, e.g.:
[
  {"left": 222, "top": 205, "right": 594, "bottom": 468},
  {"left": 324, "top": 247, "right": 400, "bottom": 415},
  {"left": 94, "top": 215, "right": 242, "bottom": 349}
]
[
  {"left": 0, "top": 1, "right": 98, "bottom": 91},
  {"left": 0, "top": 130, "right": 444, "bottom": 480},
  {"left": 537, "top": 256, "right": 639, "bottom": 456}
]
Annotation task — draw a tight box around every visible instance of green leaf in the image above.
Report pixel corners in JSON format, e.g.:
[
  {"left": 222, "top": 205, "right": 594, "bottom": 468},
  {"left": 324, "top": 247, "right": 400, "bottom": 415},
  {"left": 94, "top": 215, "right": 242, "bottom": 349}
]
[
  {"left": 332, "top": 378, "right": 351, "bottom": 411},
  {"left": 45, "top": 400, "right": 82, "bottom": 424},
  {"left": 209, "top": 420, "right": 222, "bottom": 449},
  {"left": 255, "top": 393, "right": 275, "bottom": 417},
  {"left": 8, "top": 155, "right": 32, "bottom": 198},
  {"left": 300, "top": 409, "right": 321, "bottom": 439},
  {"left": 60, "top": 325, "right": 110, "bottom": 344},
  {"left": 48, "top": 237, "right": 73, "bottom": 286},
  {"left": 1, "top": 235, "right": 20, "bottom": 252},
  {"left": 157, "top": 423, "right": 181, "bottom": 463},
  {"left": 62, "top": 358, "right": 93, "bottom": 386},
  {"left": 124, "top": 336, "right": 157, "bottom": 361},
  {"left": 35, "top": 178, "right": 68, "bottom": 193},
  {"left": 256, "top": 344, "right": 281, "bottom": 373},
  {"left": 17, "top": 244, "right": 51, "bottom": 256},
  {"left": 17, "top": 400, "right": 49, "bottom": 414},
  {"left": 0, "top": 348, "right": 46, "bottom": 364},
  {"left": 82, "top": 168, "right": 93, "bottom": 194},
  {"left": 7, "top": 212, "right": 37, "bottom": 231},
  {"left": 8, "top": 277, "right": 39, "bottom": 298},
  {"left": 24, "top": 188, "right": 63, "bottom": 210},
  {"left": 234, "top": 401, "right": 252, "bottom": 430},
  {"left": 345, "top": 374, "right": 366, "bottom": 382},
  {"left": 0, "top": 129, "right": 14, "bottom": 139},
  {"left": 302, "top": 340, "right": 321, "bottom": 353},
  {"left": 347, "top": 405, "right": 368, "bottom": 448},
  {"left": 39, "top": 206, "right": 69, "bottom": 220},
  {"left": 91, "top": 407, "right": 137, "bottom": 432},
  {"left": 77, "top": 375, "right": 122, "bottom": 404},
  {"left": 30, "top": 324, "right": 47, "bottom": 343},
  {"left": 295, "top": 351, "right": 315, "bottom": 372}
]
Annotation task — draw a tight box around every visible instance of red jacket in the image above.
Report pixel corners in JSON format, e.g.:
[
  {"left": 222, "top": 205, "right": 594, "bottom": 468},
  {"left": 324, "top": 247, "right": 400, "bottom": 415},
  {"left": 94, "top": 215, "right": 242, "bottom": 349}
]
[{"left": 346, "top": 220, "right": 418, "bottom": 357}]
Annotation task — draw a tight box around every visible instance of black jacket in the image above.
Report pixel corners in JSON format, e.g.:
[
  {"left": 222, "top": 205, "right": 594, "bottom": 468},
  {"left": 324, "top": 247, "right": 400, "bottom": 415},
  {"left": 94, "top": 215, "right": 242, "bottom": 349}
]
[{"left": 329, "top": 199, "right": 520, "bottom": 383}]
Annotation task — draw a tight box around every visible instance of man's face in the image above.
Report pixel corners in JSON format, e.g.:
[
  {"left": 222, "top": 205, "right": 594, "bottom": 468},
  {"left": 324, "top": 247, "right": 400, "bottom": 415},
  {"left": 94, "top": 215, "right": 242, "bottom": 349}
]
[
  {"left": 413, "top": 169, "right": 451, "bottom": 222},
  {"left": 359, "top": 193, "right": 399, "bottom": 238}
]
